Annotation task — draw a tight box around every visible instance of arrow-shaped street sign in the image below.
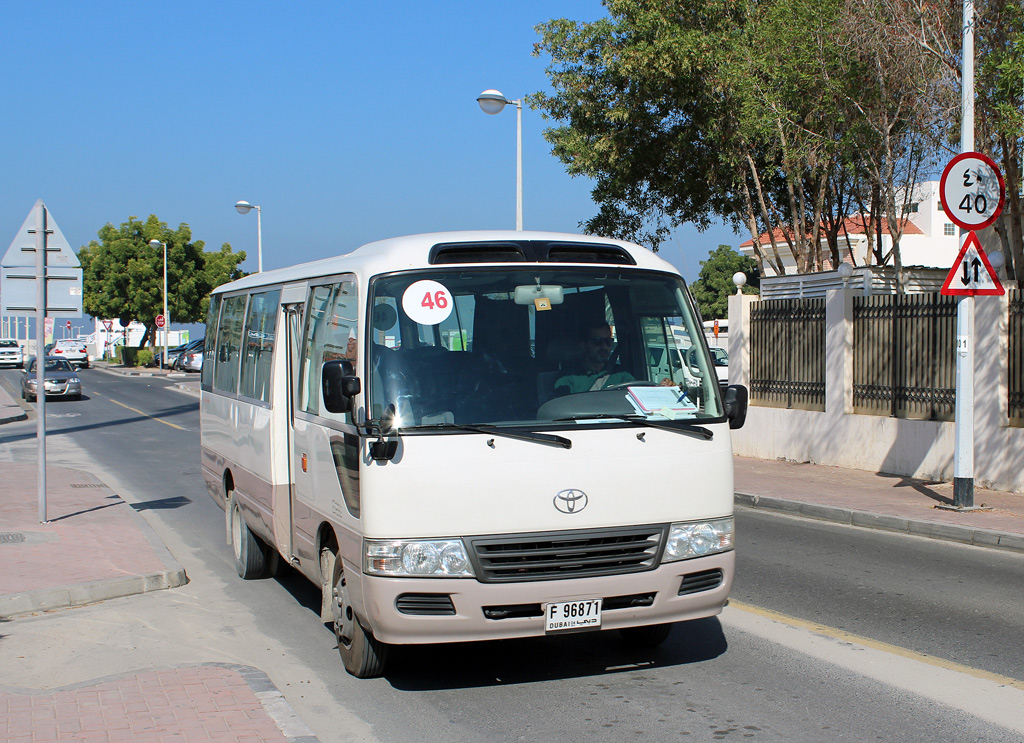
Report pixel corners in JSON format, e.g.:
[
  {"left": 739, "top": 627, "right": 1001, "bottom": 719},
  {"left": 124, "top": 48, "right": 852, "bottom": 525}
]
[{"left": 940, "top": 231, "right": 1004, "bottom": 296}]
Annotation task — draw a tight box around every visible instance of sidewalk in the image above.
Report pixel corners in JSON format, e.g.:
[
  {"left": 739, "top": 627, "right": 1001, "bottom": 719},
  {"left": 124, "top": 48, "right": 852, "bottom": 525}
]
[
  {"left": 0, "top": 383, "right": 317, "bottom": 742},
  {"left": 2, "top": 366, "right": 1023, "bottom": 740}
]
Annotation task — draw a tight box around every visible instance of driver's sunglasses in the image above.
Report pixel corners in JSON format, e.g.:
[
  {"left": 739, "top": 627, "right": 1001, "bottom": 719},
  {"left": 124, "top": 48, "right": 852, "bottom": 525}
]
[{"left": 587, "top": 337, "right": 614, "bottom": 347}]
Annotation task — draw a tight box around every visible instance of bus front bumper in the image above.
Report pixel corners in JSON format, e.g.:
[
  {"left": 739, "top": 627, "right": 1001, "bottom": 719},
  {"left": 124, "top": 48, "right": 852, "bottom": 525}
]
[{"left": 351, "top": 550, "right": 734, "bottom": 645}]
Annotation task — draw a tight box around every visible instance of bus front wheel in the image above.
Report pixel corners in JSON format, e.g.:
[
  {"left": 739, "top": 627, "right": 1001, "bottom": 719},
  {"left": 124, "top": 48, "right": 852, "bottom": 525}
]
[
  {"left": 619, "top": 622, "right": 674, "bottom": 648},
  {"left": 324, "top": 547, "right": 388, "bottom": 678}
]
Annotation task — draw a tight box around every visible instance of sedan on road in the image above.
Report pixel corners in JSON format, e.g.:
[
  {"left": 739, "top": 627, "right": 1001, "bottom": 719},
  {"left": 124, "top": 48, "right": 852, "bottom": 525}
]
[
  {"left": 20, "top": 357, "right": 83, "bottom": 402},
  {"left": 50, "top": 339, "right": 90, "bottom": 368}
]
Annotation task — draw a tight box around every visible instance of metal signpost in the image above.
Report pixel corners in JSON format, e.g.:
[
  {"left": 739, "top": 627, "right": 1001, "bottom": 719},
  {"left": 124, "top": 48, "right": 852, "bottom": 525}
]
[
  {"left": 939, "top": 155, "right": 1005, "bottom": 509},
  {"left": 1, "top": 201, "right": 83, "bottom": 522}
]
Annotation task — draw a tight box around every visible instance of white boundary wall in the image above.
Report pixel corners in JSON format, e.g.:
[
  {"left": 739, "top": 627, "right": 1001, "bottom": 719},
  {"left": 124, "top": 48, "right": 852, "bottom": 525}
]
[{"left": 727, "top": 287, "right": 1024, "bottom": 493}]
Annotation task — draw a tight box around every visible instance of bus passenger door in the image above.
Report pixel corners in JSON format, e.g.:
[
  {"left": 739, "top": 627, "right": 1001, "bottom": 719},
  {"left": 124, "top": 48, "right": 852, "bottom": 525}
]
[
  {"left": 288, "top": 279, "right": 361, "bottom": 566},
  {"left": 277, "top": 302, "right": 304, "bottom": 565}
]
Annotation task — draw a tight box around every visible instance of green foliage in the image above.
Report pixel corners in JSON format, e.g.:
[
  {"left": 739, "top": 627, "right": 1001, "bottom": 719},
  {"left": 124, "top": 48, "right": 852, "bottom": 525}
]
[
  {"left": 118, "top": 347, "right": 138, "bottom": 367},
  {"left": 532, "top": 0, "right": 1023, "bottom": 278},
  {"left": 136, "top": 350, "right": 154, "bottom": 367},
  {"left": 78, "top": 215, "right": 246, "bottom": 348},
  {"left": 690, "top": 245, "right": 759, "bottom": 321}
]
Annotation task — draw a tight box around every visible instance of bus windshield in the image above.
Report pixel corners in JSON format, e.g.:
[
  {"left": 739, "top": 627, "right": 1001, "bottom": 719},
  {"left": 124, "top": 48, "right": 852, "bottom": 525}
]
[{"left": 366, "top": 268, "right": 723, "bottom": 429}]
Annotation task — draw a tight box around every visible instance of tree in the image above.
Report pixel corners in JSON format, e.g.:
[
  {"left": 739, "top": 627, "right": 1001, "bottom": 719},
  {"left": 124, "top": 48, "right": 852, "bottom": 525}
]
[
  {"left": 78, "top": 215, "right": 246, "bottom": 349},
  {"left": 690, "top": 245, "right": 759, "bottom": 321},
  {"left": 532, "top": 0, "right": 1023, "bottom": 284}
]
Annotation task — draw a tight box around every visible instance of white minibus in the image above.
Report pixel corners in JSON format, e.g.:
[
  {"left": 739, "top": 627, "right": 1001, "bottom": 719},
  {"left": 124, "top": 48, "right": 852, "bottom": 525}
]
[{"left": 200, "top": 231, "right": 748, "bottom": 677}]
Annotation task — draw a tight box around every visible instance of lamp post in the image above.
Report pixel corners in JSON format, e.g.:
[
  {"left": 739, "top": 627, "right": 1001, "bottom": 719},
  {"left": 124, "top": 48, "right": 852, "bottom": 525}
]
[
  {"left": 235, "top": 200, "right": 263, "bottom": 272},
  {"left": 477, "top": 89, "right": 523, "bottom": 230},
  {"left": 148, "top": 239, "right": 168, "bottom": 369}
]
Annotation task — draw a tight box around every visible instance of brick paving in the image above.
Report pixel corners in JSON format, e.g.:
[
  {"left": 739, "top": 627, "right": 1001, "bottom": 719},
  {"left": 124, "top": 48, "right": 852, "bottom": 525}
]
[
  {"left": 0, "top": 464, "right": 168, "bottom": 596},
  {"left": 0, "top": 665, "right": 309, "bottom": 742}
]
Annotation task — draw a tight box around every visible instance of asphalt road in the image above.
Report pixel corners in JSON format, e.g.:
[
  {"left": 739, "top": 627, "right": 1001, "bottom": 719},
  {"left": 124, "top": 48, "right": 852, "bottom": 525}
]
[{"left": 2, "top": 366, "right": 1023, "bottom": 742}]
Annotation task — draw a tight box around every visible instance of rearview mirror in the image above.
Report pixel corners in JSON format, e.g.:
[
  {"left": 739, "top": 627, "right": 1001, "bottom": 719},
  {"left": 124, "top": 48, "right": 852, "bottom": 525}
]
[
  {"left": 724, "top": 385, "right": 748, "bottom": 430},
  {"left": 514, "top": 284, "right": 564, "bottom": 306},
  {"left": 322, "top": 359, "right": 360, "bottom": 414}
]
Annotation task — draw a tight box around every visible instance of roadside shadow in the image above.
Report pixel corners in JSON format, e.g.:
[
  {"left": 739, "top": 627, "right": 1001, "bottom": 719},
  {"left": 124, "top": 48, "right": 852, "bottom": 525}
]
[
  {"left": 0, "top": 401, "right": 199, "bottom": 445},
  {"left": 49, "top": 495, "right": 123, "bottom": 521},
  {"left": 382, "top": 617, "right": 728, "bottom": 690},
  {"left": 130, "top": 495, "right": 192, "bottom": 511},
  {"left": 875, "top": 471, "right": 953, "bottom": 507}
]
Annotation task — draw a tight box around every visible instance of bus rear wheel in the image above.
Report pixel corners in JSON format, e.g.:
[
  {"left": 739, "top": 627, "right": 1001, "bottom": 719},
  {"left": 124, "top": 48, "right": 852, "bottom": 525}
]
[
  {"left": 229, "top": 495, "right": 267, "bottom": 579},
  {"left": 324, "top": 547, "right": 388, "bottom": 678}
]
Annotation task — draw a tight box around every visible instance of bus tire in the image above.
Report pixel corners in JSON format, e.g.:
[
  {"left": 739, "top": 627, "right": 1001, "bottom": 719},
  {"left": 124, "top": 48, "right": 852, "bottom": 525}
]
[
  {"left": 229, "top": 494, "right": 267, "bottom": 579},
  {"left": 326, "top": 547, "right": 388, "bottom": 678},
  {"left": 619, "top": 622, "right": 674, "bottom": 648}
]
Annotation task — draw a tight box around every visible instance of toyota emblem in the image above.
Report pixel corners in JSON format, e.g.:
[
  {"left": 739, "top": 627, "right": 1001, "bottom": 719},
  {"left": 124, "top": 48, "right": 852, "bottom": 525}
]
[{"left": 554, "top": 489, "right": 588, "bottom": 514}]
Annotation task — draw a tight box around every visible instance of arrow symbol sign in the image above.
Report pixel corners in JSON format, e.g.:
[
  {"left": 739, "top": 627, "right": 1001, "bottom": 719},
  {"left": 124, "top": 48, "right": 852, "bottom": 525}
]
[
  {"left": 961, "top": 257, "right": 982, "bottom": 286},
  {"left": 941, "top": 231, "right": 1004, "bottom": 296}
]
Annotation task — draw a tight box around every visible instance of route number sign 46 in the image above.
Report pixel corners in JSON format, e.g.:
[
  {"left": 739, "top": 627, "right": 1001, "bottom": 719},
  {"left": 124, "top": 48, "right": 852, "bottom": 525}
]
[{"left": 939, "top": 152, "right": 1005, "bottom": 231}]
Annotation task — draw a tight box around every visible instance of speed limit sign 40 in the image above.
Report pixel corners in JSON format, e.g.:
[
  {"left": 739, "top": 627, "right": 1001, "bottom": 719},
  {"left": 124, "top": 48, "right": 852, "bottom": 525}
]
[{"left": 940, "top": 152, "right": 1005, "bottom": 231}]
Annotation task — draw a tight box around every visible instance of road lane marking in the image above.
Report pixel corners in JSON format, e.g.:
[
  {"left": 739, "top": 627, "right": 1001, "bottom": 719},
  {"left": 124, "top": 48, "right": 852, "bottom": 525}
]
[
  {"left": 730, "top": 598, "right": 1024, "bottom": 690},
  {"left": 723, "top": 601, "right": 1024, "bottom": 734},
  {"left": 92, "top": 392, "right": 187, "bottom": 431}
]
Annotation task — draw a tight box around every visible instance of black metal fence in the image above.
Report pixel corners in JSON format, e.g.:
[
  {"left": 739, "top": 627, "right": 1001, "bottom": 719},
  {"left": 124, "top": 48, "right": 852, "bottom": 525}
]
[
  {"left": 1011, "top": 288, "right": 1024, "bottom": 424},
  {"left": 852, "top": 293, "right": 957, "bottom": 420},
  {"left": 749, "top": 298, "right": 826, "bottom": 410}
]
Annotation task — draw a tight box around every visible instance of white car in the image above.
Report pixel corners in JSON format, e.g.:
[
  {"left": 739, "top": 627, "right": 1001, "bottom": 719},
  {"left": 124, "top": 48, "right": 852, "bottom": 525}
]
[
  {"left": 0, "top": 339, "right": 23, "bottom": 368},
  {"left": 51, "top": 339, "right": 89, "bottom": 368}
]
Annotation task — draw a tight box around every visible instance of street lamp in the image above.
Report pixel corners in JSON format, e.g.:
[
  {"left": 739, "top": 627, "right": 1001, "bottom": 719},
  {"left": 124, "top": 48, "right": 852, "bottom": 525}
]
[
  {"left": 148, "top": 239, "right": 168, "bottom": 370},
  {"left": 477, "top": 89, "right": 523, "bottom": 231},
  {"left": 234, "top": 200, "right": 263, "bottom": 272}
]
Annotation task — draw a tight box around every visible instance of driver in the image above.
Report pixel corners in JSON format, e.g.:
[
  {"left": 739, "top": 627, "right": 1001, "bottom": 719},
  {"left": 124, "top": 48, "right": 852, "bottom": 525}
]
[{"left": 554, "top": 322, "right": 634, "bottom": 395}]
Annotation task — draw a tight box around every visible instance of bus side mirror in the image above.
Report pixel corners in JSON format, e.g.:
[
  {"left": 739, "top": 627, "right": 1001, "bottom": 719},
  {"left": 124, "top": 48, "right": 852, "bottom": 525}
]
[
  {"left": 322, "top": 359, "right": 361, "bottom": 414},
  {"left": 724, "top": 385, "right": 748, "bottom": 430}
]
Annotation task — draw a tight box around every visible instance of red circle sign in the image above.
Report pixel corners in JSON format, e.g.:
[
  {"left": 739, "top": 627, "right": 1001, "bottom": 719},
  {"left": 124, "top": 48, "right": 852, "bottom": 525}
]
[
  {"left": 939, "top": 152, "right": 1005, "bottom": 231},
  {"left": 155, "top": 315, "right": 166, "bottom": 328}
]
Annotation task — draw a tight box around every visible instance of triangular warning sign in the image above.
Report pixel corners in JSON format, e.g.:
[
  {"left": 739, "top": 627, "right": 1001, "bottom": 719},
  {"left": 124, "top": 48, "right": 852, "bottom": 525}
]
[{"left": 940, "top": 231, "right": 1005, "bottom": 296}]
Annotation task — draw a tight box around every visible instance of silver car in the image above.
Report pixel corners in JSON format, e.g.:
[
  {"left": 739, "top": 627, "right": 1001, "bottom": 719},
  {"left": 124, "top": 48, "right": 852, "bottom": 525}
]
[
  {"left": 51, "top": 339, "right": 90, "bottom": 368},
  {"left": 0, "top": 339, "right": 23, "bottom": 368},
  {"left": 21, "top": 357, "right": 83, "bottom": 402}
]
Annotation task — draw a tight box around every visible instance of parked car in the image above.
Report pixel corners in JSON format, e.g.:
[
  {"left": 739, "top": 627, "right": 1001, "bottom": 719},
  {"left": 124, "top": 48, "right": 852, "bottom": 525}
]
[
  {"left": 0, "top": 339, "right": 23, "bottom": 368},
  {"left": 50, "top": 339, "right": 89, "bottom": 368},
  {"left": 153, "top": 338, "right": 200, "bottom": 368},
  {"left": 176, "top": 340, "right": 204, "bottom": 372},
  {"left": 21, "top": 356, "right": 83, "bottom": 401},
  {"left": 168, "top": 338, "right": 204, "bottom": 369}
]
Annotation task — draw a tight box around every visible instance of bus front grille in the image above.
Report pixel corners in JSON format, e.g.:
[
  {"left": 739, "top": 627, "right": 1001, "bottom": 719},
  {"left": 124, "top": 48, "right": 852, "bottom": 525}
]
[{"left": 468, "top": 525, "right": 667, "bottom": 583}]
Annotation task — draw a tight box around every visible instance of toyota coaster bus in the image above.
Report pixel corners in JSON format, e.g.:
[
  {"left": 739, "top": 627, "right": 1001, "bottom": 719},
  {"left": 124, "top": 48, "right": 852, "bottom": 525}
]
[{"left": 200, "top": 230, "right": 748, "bottom": 677}]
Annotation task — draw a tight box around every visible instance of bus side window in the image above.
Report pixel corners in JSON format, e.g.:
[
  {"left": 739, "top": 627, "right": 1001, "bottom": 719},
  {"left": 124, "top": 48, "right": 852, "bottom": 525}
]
[
  {"left": 213, "top": 294, "right": 247, "bottom": 395},
  {"left": 299, "top": 279, "right": 358, "bottom": 420},
  {"left": 239, "top": 289, "right": 280, "bottom": 404}
]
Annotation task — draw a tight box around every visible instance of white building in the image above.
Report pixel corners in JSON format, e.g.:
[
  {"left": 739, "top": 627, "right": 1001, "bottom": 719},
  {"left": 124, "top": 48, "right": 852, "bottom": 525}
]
[{"left": 740, "top": 180, "right": 961, "bottom": 275}]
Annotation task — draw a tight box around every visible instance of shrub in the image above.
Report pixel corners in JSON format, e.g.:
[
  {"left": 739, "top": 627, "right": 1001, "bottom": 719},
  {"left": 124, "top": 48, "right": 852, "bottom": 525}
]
[
  {"left": 136, "top": 349, "right": 154, "bottom": 367},
  {"left": 119, "top": 347, "right": 139, "bottom": 367}
]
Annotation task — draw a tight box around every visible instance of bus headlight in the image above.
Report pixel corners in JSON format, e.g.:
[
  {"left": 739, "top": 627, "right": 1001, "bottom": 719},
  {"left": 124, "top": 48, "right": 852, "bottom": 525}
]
[
  {"left": 662, "top": 517, "right": 734, "bottom": 562},
  {"left": 364, "top": 538, "right": 475, "bottom": 577}
]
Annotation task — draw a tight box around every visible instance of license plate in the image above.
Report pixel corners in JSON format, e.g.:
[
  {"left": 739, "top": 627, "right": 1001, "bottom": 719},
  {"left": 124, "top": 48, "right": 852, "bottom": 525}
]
[{"left": 544, "top": 599, "right": 602, "bottom": 633}]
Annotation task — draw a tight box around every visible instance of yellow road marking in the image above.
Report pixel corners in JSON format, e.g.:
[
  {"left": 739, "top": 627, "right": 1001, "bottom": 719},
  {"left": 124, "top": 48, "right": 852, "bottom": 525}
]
[
  {"left": 92, "top": 391, "right": 187, "bottom": 431},
  {"left": 730, "top": 599, "right": 1024, "bottom": 690}
]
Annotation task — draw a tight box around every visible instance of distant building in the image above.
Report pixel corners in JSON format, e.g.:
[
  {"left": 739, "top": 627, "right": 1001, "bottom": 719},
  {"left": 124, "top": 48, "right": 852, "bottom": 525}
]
[{"left": 739, "top": 180, "right": 960, "bottom": 276}]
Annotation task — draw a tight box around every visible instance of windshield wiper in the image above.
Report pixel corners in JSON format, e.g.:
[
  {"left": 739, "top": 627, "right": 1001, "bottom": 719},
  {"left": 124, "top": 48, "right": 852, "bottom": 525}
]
[
  {"left": 411, "top": 423, "right": 572, "bottom": 449},
  {"left": 552, "top": 414, "right": 713, "bottom": 441}
]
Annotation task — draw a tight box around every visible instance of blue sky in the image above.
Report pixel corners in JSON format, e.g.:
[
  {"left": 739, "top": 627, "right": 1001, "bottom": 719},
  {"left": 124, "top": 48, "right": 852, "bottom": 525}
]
[{"left": 1, "top": 0, "right": 738, "bottom": 325}]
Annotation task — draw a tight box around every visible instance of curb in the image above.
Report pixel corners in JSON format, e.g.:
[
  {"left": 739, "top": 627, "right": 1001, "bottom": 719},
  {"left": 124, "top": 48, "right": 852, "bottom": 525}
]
[
  {"left": 735, "top": 491, "right": 1024, "bottom": 554},
  {"left": 0, "top": 498, "right": 189, "bottom": 619}
]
